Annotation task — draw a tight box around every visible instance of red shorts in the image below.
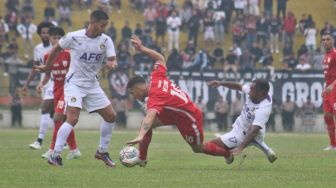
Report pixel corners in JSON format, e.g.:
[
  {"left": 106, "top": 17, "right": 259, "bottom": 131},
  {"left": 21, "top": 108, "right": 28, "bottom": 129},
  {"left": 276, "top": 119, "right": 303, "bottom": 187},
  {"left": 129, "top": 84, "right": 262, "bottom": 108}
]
[
  {"left": 54, "top": 94, "right": 66, "bottom": 114},
  {"left": 157, "top": 108, "right": 204, "bottom": 145},
  {"left": 323, "top": 86, "right": 336, "bottom": 114}
]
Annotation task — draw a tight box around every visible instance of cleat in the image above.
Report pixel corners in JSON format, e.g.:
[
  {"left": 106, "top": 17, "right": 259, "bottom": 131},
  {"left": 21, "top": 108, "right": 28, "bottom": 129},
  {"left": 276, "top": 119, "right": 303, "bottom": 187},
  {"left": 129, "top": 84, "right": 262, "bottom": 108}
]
[
  {"left": 29, "top": 141, "right": 42, "bottom": 150},
  {"left": 323, "top": 145, "right": 336, "bottom": 151},
  {"left": 266, "top": 150, "right": 277, "bottom": 163},
  {"left": 122, "top": 156, "right": 147, "bottom": 167},
  {"left": 48, "top": 155, "right": 63, "bottom": 166},
  {"left": 41, "top": 149, "right": 53, "bottom": 159},
  {"left": 214, "top": 133, "right": 221, "bottom": 138},
  {"left": 94, "top": 150, "right": 116, "bottom": 167},
  {"left": 63, "top": 144, "right": 69, "bottom": 150},
  {"left": 224, "top": 153, "right": 234, "bottom": 165},
  {"left": 66, "top": 150, "right": 82, "bottom": 160}
]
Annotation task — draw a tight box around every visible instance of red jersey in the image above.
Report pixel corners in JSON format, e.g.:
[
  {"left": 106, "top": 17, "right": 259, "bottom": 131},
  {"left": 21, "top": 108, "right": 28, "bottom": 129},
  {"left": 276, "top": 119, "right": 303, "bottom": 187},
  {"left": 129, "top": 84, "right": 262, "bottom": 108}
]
[
  {"left": 147, "top": 63, "right": 200, "bottom": 122},
  {"left": 43, "top": 50, "right": 71, "bottom": 98},
  {"left": 323, "top": 48, "right": 336, "bottom": 86}
]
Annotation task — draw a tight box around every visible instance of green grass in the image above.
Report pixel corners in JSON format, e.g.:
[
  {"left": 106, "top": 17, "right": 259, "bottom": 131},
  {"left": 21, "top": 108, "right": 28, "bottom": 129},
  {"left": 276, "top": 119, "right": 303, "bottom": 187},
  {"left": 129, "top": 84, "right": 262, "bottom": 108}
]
[{"left": 0, "top": 130, "right": 336, "bottom": 188}]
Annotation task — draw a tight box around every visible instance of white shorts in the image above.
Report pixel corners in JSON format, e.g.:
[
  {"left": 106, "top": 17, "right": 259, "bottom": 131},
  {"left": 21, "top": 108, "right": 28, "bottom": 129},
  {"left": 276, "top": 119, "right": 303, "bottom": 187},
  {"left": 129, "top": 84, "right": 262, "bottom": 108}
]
[
  {"left": 220, "top": 126, "right": 265, "bottom": 149},
  {"left": 64, "top": 82, "right": 111, "bottom": 113},
  {"left": 42, "top": 80, "right": 54, "bottom": 100}
]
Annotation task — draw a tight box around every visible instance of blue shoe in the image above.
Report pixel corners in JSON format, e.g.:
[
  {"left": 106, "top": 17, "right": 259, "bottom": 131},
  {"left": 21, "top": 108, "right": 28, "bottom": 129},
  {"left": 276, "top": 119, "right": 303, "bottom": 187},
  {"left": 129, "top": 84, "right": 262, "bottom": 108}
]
[
  {"left": 94, "top": 150, "right": 116, "bottom": 167},
  {"left": 48, "top": 155, "right": 63, "bottom": 167}
]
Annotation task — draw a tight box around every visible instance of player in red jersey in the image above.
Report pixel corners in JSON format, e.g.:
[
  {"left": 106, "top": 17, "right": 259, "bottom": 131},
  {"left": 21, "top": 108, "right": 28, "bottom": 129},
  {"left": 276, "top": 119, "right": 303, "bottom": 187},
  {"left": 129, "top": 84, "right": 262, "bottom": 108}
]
[
  {"left": 37, "top": 27, "right": 81, "bottom": 159},
  {"left": 122, "top": 36, "right": 232, "bottom": 167},
  {"left": 322, "top": 31, "right": 336, "bottom": 150}
]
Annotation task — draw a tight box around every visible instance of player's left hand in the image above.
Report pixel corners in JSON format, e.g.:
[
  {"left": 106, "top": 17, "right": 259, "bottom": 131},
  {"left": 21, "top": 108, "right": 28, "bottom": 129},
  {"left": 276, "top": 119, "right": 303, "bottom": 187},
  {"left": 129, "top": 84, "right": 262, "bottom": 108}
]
[
  {"left": 126, "top": 136, "right": 143, "bottom": 146},
  {"left": 104, "top": 60, "right": 118, "bottom": 71},
  {"left": 231, "top": 147, "right": 243, "bottom": 155},
  {"left": 322, "top": 84, "right": 334, "bottom": 97}
]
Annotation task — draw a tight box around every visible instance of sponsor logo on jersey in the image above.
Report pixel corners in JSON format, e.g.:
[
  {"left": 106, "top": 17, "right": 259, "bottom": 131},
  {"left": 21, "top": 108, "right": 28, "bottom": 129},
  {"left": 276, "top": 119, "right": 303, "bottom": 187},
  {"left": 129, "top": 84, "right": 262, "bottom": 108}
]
[
  {"left": 71, "top": 97, "right": 76, "bottom": 103},
  {"left": 79, "top": 53, "right": 102, "bottom": 62},
  {"left": 62, "top": 60, "right": 68, "bottom": 67},
  {"left": 229, "top": 137, "right": 237, "bottom": 143}
]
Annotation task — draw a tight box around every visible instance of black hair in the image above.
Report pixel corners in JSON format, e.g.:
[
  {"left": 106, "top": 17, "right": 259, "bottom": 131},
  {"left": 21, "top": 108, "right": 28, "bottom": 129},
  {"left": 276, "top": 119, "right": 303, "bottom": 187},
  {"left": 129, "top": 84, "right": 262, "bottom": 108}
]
[
  {"left": 90, "top": 10, "right": 109, "bottom": 22},
  {"left": 48, "top": 27, "right": 65, "bottom": 37},
  {"left": 37, "top": 22, "right": 54, "bottom": 36},
  {"left": 127, "top": 75, "right": 147, "bottom": 89},
  {"left": 322, "top": 31, "right": 333, "bottom": 37},
  {"left": 254, "top": 79, "right": 270, "bottom": 95}
]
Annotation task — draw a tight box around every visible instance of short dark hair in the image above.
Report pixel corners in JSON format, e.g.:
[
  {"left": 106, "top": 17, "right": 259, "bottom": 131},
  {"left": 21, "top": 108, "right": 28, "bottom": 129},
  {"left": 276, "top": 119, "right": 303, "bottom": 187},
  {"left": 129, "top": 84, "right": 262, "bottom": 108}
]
[
  {"left": 127, "top": 75, "right": 147, "bottom": 89},
  {"left": 254, "top": 79, "right": 270, "bottom": 95},
  {"left": 48, "top": 27, "right": 65, "bottom": 37},
  {"left": 37, "top": 22, "right": 54, "bottom": 35},
  {"left": 322, "top": 31, "right": 333, "bottom": 37},
  {"left": 90, "top": 10, "right": 109, "bottom": 22}
]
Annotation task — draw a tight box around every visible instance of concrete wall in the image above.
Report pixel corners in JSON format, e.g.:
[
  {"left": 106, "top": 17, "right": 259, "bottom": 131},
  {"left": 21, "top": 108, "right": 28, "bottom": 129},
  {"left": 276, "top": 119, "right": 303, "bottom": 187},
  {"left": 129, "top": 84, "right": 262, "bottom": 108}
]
[{"left": 0, "top": 109, "right": 327, "bottom": 133}]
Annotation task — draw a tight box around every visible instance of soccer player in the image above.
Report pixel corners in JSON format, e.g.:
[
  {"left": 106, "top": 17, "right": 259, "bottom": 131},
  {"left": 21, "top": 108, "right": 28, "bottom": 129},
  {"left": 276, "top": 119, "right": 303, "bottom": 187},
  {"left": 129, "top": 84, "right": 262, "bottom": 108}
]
[
  {"left": 34, "top": 10, "right": 118, "bottom": 167},
  {"left": 206, "top": 79, "right": 277, "bottom": 162},
  {"left": 321, "top": 31, "right": 336, "bottom": 150},
  {"left": 123, "top": 36, "right": 233, "bottom": 167},
  {"left": 23, "top": 22, "right": 54, "bottom": 150},
  {"left": 38, "top": 26, "right": 81, "bottom": 160}
]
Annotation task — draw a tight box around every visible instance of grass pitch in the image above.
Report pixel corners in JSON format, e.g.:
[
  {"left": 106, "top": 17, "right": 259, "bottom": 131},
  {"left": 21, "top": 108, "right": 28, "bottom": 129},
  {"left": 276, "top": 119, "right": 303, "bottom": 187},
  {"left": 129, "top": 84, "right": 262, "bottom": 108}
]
[{"left": 0, "top": 129, "right": 336, "bottom": 188}]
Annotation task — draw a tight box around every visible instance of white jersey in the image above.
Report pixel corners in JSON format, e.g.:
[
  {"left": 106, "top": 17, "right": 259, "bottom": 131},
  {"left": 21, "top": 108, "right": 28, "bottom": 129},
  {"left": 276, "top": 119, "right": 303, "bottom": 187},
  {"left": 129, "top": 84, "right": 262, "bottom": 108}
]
[
  {"left": 233, "top": 84, "right": 272, "bottom": 133},
  {"left": 34, "top": 42, "right": 52, "bottom": 64},
  {"left": 59, "top": 29, "right": 116, "bottom": 87},
  {"left": 34, "top": 42, "right": 53, "bottom": 83}
]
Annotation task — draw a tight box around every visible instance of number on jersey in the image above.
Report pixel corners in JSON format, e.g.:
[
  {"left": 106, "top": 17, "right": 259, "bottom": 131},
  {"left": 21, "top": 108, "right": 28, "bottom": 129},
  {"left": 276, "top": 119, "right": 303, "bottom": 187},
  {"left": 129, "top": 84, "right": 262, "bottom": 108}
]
[{"left": 158, "top": 80, "right": 188, "bottom": 103}]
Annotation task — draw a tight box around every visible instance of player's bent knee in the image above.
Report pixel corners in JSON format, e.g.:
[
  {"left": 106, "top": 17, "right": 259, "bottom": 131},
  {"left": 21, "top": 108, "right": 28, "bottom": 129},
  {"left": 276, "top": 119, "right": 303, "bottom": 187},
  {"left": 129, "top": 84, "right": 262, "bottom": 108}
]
[{"left": 104, "top": 114, "right": 116, "bottom": 123}]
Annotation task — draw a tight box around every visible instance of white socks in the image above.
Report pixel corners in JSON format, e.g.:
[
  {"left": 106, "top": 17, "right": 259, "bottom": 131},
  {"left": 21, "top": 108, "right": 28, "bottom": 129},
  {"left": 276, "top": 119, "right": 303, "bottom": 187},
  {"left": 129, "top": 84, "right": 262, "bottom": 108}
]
[
  {"left": 38, "top": 114, "right": 53, "bottom": 139},
  {"left": 253, "top": 140, "right": 272, "bottom": 154},
  {"left": 99, "top": 121, "right": 114, "bottom": 153},
  {"left": 53, "top": 122, "right": 73, "bottom": 157}
]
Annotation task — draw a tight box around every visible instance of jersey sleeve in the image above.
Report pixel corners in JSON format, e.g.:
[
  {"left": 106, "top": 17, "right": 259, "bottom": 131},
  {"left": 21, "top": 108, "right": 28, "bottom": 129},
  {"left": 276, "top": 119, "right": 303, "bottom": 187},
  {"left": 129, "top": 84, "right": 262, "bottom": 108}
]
[
  {"left": 147, "top": 89, "right": 164, "bottom": 114},
  {"left": 105, "top": 37, "right": 116, "bottom": 58},
  {"left": 151, "top": 63, "right": 167, "bottom": 80},
  {"left": 252, "top": 106, "right": 271, "bottom": 129},
  {"left": 43, "top": 53, "right": 49, "bottom": 65},
  {"left": 33, "top": 46, "right": 39, "bottom": 62},
  {"left": 59, "top": 33, "right": 73, "bottom": 49},
  {"left": 242, "top": 84, "right": 250, "bottom": 94}
]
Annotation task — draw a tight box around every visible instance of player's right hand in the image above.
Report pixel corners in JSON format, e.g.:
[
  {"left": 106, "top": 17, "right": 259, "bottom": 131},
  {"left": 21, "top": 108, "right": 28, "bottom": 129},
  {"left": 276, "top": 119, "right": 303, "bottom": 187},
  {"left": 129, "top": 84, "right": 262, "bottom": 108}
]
[
  {"left": 36, "top": 83, "right": 43, "bottom": 95},
  {"left": 126, "top": 136, "right": 143, "bottom": 146},
  {"left": 21, "top": 86, "right": 28, "bottom": 96},
  {"left": 131, "top": 35, "right": 143, "bottom": 51},
  {"left": 33, "top": 64, "right": 48, "bottom": 72},
  {"left": 207, "top": 80, "right": 222, "bottom": 88}
]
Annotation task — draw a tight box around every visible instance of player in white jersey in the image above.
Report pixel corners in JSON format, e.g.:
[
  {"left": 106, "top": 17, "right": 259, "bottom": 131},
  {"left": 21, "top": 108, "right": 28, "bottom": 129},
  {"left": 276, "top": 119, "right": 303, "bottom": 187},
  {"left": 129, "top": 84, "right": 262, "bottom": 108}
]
[
  {"left": 35, "top": 10, "right": 118, "bottom": 167},
  {"left": 22, "top": 22, "right": 55, "bottom": 150},
  {"left": 207, "top": 79, "right": 277, "bottom": 163}
]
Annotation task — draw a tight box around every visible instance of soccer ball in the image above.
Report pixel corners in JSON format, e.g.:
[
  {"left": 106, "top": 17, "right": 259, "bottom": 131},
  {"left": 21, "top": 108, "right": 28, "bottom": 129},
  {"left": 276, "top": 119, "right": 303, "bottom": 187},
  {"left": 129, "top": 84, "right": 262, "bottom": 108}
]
[{"left": 119, "top": 146, "right": 139, "bottom": 167}]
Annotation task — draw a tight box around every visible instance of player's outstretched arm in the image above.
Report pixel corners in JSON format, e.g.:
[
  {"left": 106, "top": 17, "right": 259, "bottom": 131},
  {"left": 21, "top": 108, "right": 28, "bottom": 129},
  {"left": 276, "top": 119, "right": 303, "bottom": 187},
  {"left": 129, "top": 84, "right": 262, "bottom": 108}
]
[
  {"left": 231, "top": 125, "right": 260, "bottom": 155},
  {"left": 208, "top": 80, "right": 242, "bottom": 91},
  {"left": 126, "top": 110, "right": 157, "bottom": 145},
  {"left": 34, "top": 44, "right": 63, "bottom": 72},
  {"left": 131, "top": 35, "right": 165, "bottom": 65}
]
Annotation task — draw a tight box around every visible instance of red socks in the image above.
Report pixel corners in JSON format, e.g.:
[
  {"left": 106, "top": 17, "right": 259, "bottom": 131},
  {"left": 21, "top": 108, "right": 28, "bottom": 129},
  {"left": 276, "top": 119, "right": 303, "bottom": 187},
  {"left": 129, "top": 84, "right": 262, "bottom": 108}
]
[
  {"left": 139, "top": 130, "right": 152, "bottom": 161},
  {"left": 50, "top": 121, "right": 77, "bottom": 150},
  {"left": 325, "top": 115, "right": 336, "bottom": 147},
  {"left": 203, "top": 141, "right": 230, "bottom": 157}
]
